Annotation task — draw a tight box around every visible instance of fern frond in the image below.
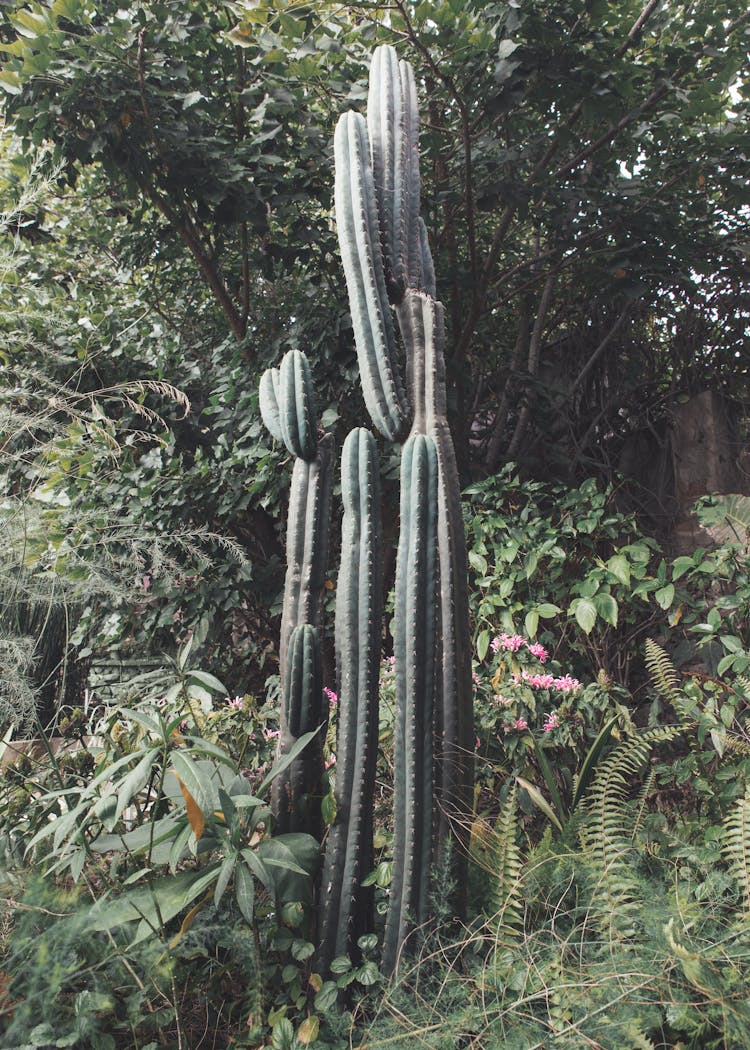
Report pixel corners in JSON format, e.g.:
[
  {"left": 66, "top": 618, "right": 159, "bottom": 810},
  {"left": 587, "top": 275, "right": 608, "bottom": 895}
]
[
  {"left": 644, "top": 638, "right": 681, "bottom": 707},
  {"left": 723, "top": 786, "right": 750, "bottom": 913},
  {"left": 632, "top": 767, "right": 656, "bottom": 840},
  {"left": 583, "top": 727, "right": 680, "bottom": 936},
  {"left": 489, "top": 785, "right": 524, "bottom": 945}
]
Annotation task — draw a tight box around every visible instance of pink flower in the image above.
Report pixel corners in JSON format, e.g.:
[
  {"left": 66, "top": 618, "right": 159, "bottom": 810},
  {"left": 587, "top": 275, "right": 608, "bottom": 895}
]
[
  {"left": 553, "top": 675, "right": 581, "bottom": 695},
  {"left": 472, "top": 671, "right": 481, "bottom": 687},
  {"left": 543, "top": 711, "right": 559, "bottom": 732},
  {"left": 263, "top": 727, "right": 280, "bottom": 741},
  {"left": 494, "top": 693, "right": 512, "bottom": 707},
  {"left": 142, "top": 574, "right": 151, "bottom": 592},
  {"left": 325, "top": 754, "right": 336, "bottom": 769},
  {"left": 514, "top": 718, "right": 528, "bottom": 730},
  {"left": 492, "top": 632, "right": 525, "bottom": 653},
  {"left": 513, "top": 670, "right": 555, "bottom": 689},
  {"left": 323, "top": 687, "right": 338, "bottom": 707},
  {"left": 526, "top": 642, "right": 548, "bottom": 662},
  {"left": 475, "top": 736, "right": 481, "bottom": 749},
  {"left": 226, "top": 696, "right": 244, "bottom": 710}
]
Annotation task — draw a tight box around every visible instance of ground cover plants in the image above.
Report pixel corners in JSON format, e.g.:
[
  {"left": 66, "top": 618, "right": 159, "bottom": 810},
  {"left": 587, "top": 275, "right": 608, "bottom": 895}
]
[{"left": 2, "top": 3, "right": 750, "bottom": 1047}]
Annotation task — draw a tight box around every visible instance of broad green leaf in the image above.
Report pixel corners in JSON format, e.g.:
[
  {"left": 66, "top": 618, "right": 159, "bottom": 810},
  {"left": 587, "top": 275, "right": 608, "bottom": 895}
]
[
  {"left": 524, "top": 609, "right": 539, "bottom": 639},
  {"left": 655, "top": 584, "right": 675, "bottom": 610},
  {"left": 477, "top": 629, "right": 490, "bottom": 662},
  {"left": 607, "top": 554, "right": 630, "bottom": 585},
  {"left": 214, "top": 854, "right": 236, "bottom": 907},
  {"left": 571, "top": 597, "right": 597, "bottom": 634},
  {"left": 170, "top": 750, "right": 212, "bottom": 813},
  {"left": 593, "top": 592, "right": 618, "bottom": 628},
  {"left": 88, "top": 866, "right": 220, "bottom": 941},
  {"left": 516, "top": 776, "right": 563, "bottom": 832},
  {"left": 257, "top": 728, "right": 321, "bottom": 796},
  {"left": 115, "top": 748, "right": 159, "bottom": 822},
  {"left": 188, "top": 669, "right": 228, "bottom": 694},
  {"left": 235, "top": 861, "right": 255, "bottom": 923},
  {"left": 570, "top": 717, "right": 618, "bottom": 813}
]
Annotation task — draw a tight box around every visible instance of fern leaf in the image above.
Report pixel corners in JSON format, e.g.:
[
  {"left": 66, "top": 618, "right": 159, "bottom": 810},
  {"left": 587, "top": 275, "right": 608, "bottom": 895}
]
[
  {"left": 490, "top": 785, "right": 523, "bottom": 945},
  {"left": 723, "top": 786, "right": 750, "bottom": 913},
  {"left": 644, "top": 638, "right": 681, "bottom": 707}
]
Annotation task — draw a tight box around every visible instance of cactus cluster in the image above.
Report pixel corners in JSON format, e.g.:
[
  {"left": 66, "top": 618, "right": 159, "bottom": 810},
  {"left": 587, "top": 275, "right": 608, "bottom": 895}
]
[{"left": 259, "top": 44, "right": 473, "bottom": 976}]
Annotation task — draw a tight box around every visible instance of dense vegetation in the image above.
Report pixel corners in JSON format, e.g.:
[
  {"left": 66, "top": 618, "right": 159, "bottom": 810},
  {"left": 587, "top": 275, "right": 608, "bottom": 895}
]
[{"left": 1, "top": 2, "right": 749, "bottom": 1047}]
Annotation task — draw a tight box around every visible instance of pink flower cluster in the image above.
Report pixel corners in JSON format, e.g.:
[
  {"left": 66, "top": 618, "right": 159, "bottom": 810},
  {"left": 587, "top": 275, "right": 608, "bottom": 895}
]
[
  {"left": 490, "top": 633, "right": 549, "bottom": 662},
  {"left": 514, "top": 718, "right": 528, "bottom": 730},
  {"left": 323, "top": 687, "right": 338, "bottom": 707},
  {"left": 491, "top": 632, "right": 525, "bottom": 653},
  {"left": 511, "top": 670, "right": 581, "bottom": 694},
  {"left": 225, "top": 696, "right": 245, "bottom": 710},
  {"left": 543, "top": 711, "right": 559, "bottom": 732},
  {"left": 263, "top": 727, "right": 279, "bottom": 741}
]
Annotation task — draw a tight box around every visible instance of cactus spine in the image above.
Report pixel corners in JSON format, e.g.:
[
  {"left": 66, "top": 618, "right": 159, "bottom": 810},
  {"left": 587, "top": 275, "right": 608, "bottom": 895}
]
[
  {"left": 259, "top": 348, "right": 332, "bottom": 837},
  {"left": 318, "top": 428, "right": 382, "bottom": 965},
  {"left": 333, "top": 45, "right": 474, "bottom": 974}
]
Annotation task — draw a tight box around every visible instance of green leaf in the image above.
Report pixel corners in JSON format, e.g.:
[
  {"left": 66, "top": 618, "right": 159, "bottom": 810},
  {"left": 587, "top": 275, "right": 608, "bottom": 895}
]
[
  {"left": 571, "top": 597, "right": 597, "bottom": 634},
  {"left": 655, "top": 584, "right": 675, "bottom": 610},
  {"left": 214, "top": 854, "right": 236, "bottom": 907},
  {"left": 607, "top": 554, "right": 630, "bottom": 585},
  {"left": 477, "top": 629, "right": 490, "bottom": 662},
  {"left": 315, "top": 981, "right": 339, "bottom": 1011},
  {"left": 468, "top": 550, "right": 488, "bottom": 576},
  {"left": 524, "top": 609, "right": 539, "bottom": 639},
  {"left": 115, "top": 748, "right": 159, "bottom": 822},
  {"left": 593, "top": 592, "right": 618, "bottom": 628},
  {"left": 235, "top": 860, "right": 255, "bottom": 923},
  {"left": 291, "top": 938, "right": 315, "bottom": 961},
  {"left": 356, "top": 960, "right": 380, "bottom": 986},
  {"left": 671, "top": 556, "right": 694, "bottom": 580},
  {"left": 170, "top": 750, "right": 212, "bottom": 813},
  {"left": 570, "top": 717, "right": 618, "bottom": 813},
  {"left": 536, "top": 603, "right": 561, "bottom": 618},
  {"left": 516, "top": 775, "right": 563, "bottom": 832},
  {"left": 88, "top": 866, "right": 220, "bottom": 942},
  {"left": 257, "top": 728, "right": 320, "bottom": 796},
  {"left": 187, "top": 669, "right": 228, "bottom": 694}
]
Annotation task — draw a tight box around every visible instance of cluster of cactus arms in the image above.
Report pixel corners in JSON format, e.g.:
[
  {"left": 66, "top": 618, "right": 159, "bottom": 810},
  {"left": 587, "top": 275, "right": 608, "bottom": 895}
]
[
  {"left": 259, "top": 44, "right": 473, "bottom": 976},
  {"left": 259, "top": 349, "right": 333, "bottom": 838}
]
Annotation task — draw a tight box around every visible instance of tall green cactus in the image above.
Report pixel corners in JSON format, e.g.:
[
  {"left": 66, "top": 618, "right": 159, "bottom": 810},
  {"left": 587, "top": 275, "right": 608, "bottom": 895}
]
[
  {"left": 258, "top": 42, "right": 473, "bottom": 978},
  {"left": 318, "top": 427, "right": 382, "bottom": 966},
  {"left": 333, "top": 44, "right": 474, "bottom": 974},
  {"left": 259, "top": 348, "right": 332, "bottom": 836}
]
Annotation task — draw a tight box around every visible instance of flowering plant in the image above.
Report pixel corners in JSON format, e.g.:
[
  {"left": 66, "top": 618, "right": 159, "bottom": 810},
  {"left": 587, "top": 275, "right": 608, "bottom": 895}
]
[{"left": 474, "top": 630, "right": 632, "bottom": 764}]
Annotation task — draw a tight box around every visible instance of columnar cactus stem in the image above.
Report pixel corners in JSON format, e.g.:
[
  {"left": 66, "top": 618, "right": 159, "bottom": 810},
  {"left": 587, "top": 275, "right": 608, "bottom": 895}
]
[
  {"left": 318, "top": 428, "right": 382, "bottom": 966},
  {"left": 278, "top": 623, "right": 325, "bottom": 836},
  {"left": 333, "top": 44, "right": 474, "bottom": 973},
  {"left": 383, "top": 431, "right": 439, "bottom": 974},
  {"left": 333, "top": 110, "right": 410, "bottom": 442},
  {"left": 259, "top": 348, "right": 332, "bottom": 837}
]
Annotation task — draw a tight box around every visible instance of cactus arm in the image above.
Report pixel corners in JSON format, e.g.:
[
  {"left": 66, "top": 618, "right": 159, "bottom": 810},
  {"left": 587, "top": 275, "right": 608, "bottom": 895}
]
[
  {"left": 278, "top": 348, "right": 317, "bottom": 461},
  {"left": 260, "top": 349, "right": 317, "bottom": 460},
  {"left": 383, "top": 432, "right": 439, "bottom": 975},
  {"left": 418, "top": 218, "right": 436, "bottom": 299},
  {"left": 398, "top": 59, "right": 422, "bottom": 291},
  {"left": 259, "top": 366, "right": 284, "bottom": 444},
  {"left": 318, "top": 428, "right": 382, "bottom": 967},
  {"left": 278, "top": 434, "right": 333, "bottom": 689},
  {"left": 334, "top": 111, "right": 410, "bottom": 442},
  {"left": 406, "top": 292, "right": 474, "bottom": 897},
  {"left": 367, "top": 43, "right": 402, "bottom": 298},
  {"left": 273, "top": 623, "right": 325, "bottom": 836}
]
